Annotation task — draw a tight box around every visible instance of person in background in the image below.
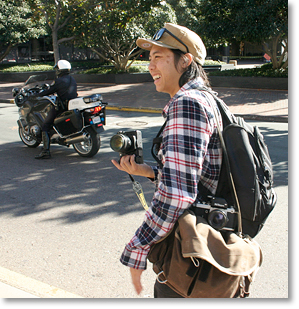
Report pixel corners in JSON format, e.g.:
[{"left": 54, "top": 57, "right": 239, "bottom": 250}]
[{"left": 34, "top": 60, "right": 78, "bottom": 159}]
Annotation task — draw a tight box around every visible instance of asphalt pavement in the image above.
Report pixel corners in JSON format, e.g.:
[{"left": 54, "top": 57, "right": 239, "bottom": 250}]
[{"left": 0, "top": 76, "right": 288, "bottom": 299}]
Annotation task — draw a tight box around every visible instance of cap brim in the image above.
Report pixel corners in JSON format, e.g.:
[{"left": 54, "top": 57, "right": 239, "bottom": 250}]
[{"left": 136, "top": 38, "right": 177, "bottom": 51}]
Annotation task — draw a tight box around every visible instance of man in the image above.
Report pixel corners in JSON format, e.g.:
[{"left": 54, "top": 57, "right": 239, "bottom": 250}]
[
  {"left": 112, "top": 23, "right": 223, "bottom": 297},
  {"left": 34, "top": 59, "right": 78, "bottom": 159}
]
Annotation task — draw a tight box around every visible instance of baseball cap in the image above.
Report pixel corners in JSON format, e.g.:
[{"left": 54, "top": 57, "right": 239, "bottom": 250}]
[{"left": 136, "top": 23, "right": 206, "bottom": 65}]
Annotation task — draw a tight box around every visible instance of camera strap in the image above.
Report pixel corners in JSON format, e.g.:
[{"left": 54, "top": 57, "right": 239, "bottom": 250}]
[
  {"left": 126, "top": 121, "right": 167, "bottom": 212},
  {"left": 128, "top": 174, "right": 149, "bottom": 211},
  {"left": 151, "top": 120, "right": 167, "bottom": 169}
]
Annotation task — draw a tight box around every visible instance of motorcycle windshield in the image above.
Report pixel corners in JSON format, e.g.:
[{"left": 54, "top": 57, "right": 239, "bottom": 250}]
[{"left": 23, "top": 75, "right": 49, "bottom": 90}]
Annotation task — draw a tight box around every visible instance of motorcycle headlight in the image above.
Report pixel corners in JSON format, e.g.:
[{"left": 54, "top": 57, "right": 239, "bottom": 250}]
[
  {"left": 12, "top": 87, "right": 19, "bottom": 97},
  {"left": 17, "top": 94, "right": 24, "bottom": 102}
]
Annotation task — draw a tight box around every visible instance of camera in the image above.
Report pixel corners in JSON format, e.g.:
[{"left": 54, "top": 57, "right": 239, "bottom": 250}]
[
  {"left": 110, "top": 130, "right": 143, "bottom": 164},
  {"left": 192, "top": 197, "right": 237, "bottom": 231}
]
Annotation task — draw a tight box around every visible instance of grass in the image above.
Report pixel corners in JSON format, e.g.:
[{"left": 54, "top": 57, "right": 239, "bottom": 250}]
[
  {"left": 0, "top": 60, "right": 287, "bottom": 77},
  {"left": 0, "top": 62, "right": 53, "bottom": 72},
  {"left": 208, "top": 63, "right": 288, "bottom": 78}
]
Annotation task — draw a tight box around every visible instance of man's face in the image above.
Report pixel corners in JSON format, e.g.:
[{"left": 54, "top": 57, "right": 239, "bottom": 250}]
[{"left": 149, "top": 45, "right": 182, "bottom": 98}]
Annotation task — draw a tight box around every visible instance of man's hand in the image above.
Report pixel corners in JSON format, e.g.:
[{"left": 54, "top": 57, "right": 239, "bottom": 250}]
[
  {"left": 130, "top": 267, "right": 144, "bottom": 295},
  {"left": 111, "top": 155, "right": 155, "bottom": 178}
]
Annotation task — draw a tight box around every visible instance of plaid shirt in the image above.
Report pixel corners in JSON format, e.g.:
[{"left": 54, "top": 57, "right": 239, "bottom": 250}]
[{"left": 120, "top": 78, "right": 223, "bottom": 269}]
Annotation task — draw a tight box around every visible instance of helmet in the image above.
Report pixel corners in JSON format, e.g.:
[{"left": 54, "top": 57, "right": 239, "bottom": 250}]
[{"left": 54, "top": 60, "right": 71, "bottom": 76}]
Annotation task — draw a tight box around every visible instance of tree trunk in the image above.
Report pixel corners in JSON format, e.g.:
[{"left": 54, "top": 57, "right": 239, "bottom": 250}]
[
  {"left": 0, "top": 44, "right": 12, "bottom": 62},
  {"left": 262, "top": 34, "right": 287, "bottom": 70},
  {"left": 52, "top": 29, "right": 60, "bottom": 63}
]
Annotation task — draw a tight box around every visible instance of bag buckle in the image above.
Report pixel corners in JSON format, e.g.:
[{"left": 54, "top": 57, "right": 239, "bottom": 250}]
[{"left": 157, "top": 271, "right": 167, "bottom": 284}]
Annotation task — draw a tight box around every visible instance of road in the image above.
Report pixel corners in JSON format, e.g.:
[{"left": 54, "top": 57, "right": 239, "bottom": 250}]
[{"left": 0, "top": 102, "right": 288, "bottom": 298}]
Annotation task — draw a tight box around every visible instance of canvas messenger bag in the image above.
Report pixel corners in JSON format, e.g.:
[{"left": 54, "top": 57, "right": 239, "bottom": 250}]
[{"left": 147, "top": 209, "right": 262, "bottom": 298}]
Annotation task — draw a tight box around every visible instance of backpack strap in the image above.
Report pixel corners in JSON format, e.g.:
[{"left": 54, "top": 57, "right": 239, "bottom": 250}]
[{"left": 200, "top": 88, "right": 243, "bottom": 235}]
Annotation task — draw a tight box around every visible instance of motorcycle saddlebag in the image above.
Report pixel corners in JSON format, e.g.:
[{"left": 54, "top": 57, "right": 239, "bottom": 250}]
[{"left": 54, "top": 110, "right": 83, "bottom": 136}]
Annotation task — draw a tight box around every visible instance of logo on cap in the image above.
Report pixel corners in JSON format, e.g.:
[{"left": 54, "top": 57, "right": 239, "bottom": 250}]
[{"left": 141, "top": 43, "right": 152, "bottom": 48}]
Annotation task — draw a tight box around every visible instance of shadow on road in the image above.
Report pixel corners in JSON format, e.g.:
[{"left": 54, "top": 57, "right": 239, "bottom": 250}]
[
  {"left": 0, "top": 115, "right": 287, "bottom": 225},
  {"left": 0, "top": 113, "right": 163, "bottom": 225}
]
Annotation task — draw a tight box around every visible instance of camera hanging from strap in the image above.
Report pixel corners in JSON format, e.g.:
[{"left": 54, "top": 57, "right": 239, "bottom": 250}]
[{"left": 151, "top": 120, "right": 167, "bottom": 169}]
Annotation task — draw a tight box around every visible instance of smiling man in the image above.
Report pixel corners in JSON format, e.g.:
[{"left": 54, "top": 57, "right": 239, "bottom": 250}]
[{"left": 111, "top": 23, "right": 223, "bottom": 298}]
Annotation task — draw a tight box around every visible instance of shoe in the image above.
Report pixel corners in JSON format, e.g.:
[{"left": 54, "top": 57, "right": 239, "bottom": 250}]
[
  {"left": 35, "top": 150, "right": 51, "bottom": 159},
  {"left": 35, "top": 131, "right": 51, "bottom": 159}
]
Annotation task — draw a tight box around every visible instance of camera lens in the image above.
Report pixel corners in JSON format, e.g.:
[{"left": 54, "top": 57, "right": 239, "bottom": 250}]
[
  {"left": 208, "top": 210, "right": 227, "bottom": 230},
  {"left": 110, "top": 134, "right": 132, "bottom": 152}
]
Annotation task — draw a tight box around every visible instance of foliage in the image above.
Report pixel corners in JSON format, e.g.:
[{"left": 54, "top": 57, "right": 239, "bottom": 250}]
[
  {"left": 27, "top": 0, "right": 88, "bottom": 63},
  {"left": 166, "top": 0, "right": 201, "bottom": 31},
  {"left": 79, "top": 65, "right": 149, "bottom": 75},
  {"left": 209, "top": 63, "right": 288, "bottom": 78},
  {"left": 78, "top": 0, "right": 164, "bottom": 72},
  {"left": 141, "top": 1, "right": 177, "bottom": 35},
  {"left": 194, "top": 0, "right": 288, "bottom": 70},
  {"left": 0, "top": 63, "right": 53, "bottom": 72},
  {"left": 0, "top": 0, "right": 46, "bottom": 61}
]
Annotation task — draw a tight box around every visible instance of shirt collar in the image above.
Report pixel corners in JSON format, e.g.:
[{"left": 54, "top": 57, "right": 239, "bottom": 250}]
[{"left": 162, "top": 77, "right": 205, "bottom": 118}]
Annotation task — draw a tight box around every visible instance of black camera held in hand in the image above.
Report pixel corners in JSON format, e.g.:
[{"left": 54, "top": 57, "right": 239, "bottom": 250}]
[
  {"left": 191, "top": 197, "right": 238, "bottom": 232},
  {"left": 110, "top": 130, "right": 143, "bottom": 164}
]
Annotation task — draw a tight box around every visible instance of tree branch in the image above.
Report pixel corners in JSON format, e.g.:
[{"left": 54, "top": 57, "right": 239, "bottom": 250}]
[
  {"left": 53, "top": 2, "right": 61, "bottom": 30},
  {"left": 90, "top": 47, "right": 112, "bottom": 63},
  {"left": 57, "top": 36, "right": 76, "bottom": 44},
  {"left": 57, "top": 15, "right": 71, "bottom": 31}
]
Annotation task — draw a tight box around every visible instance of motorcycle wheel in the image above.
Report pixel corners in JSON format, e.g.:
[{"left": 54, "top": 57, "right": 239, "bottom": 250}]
[
  {"left": 73, "top": 127, "right": 100, "bottom": 157},
  {"left": 18, "top": 126, "right": 41, "bottom": 148}
]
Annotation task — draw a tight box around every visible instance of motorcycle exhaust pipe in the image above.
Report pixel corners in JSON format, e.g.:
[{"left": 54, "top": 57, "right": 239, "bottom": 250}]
[{"left": 65, "top": 133, "right": 87, "bottom": 144}]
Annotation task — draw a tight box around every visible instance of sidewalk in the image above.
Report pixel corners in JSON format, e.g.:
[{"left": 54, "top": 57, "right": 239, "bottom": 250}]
[
  {"left": 0, "top": 281, "right": 38, "bottom": 298},
  {"left": 0, "top": 266, "right": 82, "bottom": 298},
  {"left": 0, "top": 81, "right": 288, "bottom": 122}
]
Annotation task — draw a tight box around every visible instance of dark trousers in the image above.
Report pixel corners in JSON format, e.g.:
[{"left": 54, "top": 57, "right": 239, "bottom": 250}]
[
  {"left": 41, "top": 105, "right": 58, "bottom": 132},
  {"left": 154, "top": 280, "right": 184, "bottom": 298}
]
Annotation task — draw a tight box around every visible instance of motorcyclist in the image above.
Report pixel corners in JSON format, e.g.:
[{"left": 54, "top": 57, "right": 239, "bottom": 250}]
[{"left": 33, "top": 59, "right": 78, "bottom": 159}]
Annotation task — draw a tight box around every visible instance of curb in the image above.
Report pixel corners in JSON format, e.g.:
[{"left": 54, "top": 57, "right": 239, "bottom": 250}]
[
  {"left": 107, "top": 105, "right": 161, "bottom": 114},
  {"left": 106, "top": 104, "right": 288, "bottom": 123},
  {"left": 0, "top": 266, "right": 83, "bottom": 298},
  {"left": 1, "top": 99, "right": 14, "bottom": 104}
]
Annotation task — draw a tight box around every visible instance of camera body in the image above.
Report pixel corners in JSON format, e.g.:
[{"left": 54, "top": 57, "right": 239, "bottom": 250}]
[
  {"left": 110, "top": 130, "right": 143, "bottom": 164},
  {"left": 192, "top": 197, "right": 237, "bottom": 232}
]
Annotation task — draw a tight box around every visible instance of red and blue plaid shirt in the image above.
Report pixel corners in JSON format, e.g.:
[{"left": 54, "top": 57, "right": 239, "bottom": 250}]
[{"left": 120, "top": 78, "right": 223, "bottom": 269}]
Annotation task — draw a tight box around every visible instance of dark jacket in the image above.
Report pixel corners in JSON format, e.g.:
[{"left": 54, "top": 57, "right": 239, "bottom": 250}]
[{"left": 36, "top": 74, "right": 78, "bottom": 101}]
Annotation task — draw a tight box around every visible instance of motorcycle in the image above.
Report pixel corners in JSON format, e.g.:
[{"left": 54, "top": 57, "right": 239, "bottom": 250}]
[{"left": 12, "top": 75, "right": 107, "bottom": 157}]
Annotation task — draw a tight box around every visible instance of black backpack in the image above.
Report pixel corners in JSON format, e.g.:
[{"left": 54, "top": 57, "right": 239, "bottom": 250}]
[
  {"left": 151, "top": 87, "right": 277, "bottom": 238},
  {"left": 199, "top": 87, "right": 277, "bottom": 238}
]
